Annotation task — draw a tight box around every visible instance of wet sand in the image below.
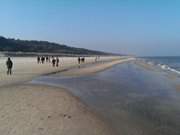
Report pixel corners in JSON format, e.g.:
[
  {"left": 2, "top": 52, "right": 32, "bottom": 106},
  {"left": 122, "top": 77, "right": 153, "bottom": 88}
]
[
  {"left": 56, "top": 57, "right": 135, "bottom": 77},
  {"left": 0, "top": 56, "right": 131, "bottom": 135},
  {"left": 33, "top": 60, "right": 180, "bottom": 135}
]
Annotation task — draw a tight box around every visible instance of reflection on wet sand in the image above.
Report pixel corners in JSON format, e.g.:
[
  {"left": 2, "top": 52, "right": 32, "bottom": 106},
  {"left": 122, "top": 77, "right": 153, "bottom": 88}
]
[{"left": 32, "top": 61, "right": 180, "bottom": 135}]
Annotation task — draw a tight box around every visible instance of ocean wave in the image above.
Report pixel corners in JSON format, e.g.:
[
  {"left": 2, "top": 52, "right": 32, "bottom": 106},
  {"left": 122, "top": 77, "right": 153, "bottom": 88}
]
[
  {"left": 138, "top": 58, "right": 180, "bottom": 75},
  {"left": 142, "top": 58, "right": 180, "bottom": 75},
  {"left": 157, "top": 63, "right": 180, "bottom": 75}
]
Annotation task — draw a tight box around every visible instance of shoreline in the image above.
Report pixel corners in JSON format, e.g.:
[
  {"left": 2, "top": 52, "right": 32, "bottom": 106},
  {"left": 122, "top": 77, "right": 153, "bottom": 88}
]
[
  {"left": 54, "top": 57, "right": 135, "bottom": 77},
  {"left": 0, "top": 56, "right": 126, "bottom": 87},
  {"left": 1, "top": 56, "right": 179, "bottom": 135},
  {"left": 34, "top": 59, "right": 180, "bottom": 135},
  {"left": 0, "top": 56, "right": 133, "bottom": 135}
]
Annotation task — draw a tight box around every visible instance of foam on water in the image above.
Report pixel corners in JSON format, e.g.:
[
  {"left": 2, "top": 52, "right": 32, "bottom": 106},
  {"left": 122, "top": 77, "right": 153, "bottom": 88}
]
[
  {"left": 143, "top": 57, "right": 180, "bottom": 75},
  {"left": 151, "top": 62, "right": 180, "bottom": 75}
]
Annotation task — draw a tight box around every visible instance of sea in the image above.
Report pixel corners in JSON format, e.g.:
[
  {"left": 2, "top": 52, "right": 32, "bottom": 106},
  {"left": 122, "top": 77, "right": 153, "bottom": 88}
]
[
  {"left": 32, "top": 56, "right": 180, "bottom": 135},
  {"left": 142, "top": 56, "right": 180, "bottom": 75}
]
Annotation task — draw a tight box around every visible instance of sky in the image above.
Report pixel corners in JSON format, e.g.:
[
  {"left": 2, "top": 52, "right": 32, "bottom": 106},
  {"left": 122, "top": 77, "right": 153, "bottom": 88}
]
[{"left": 0, "top": 0, "right": 180, "bottom": 56}]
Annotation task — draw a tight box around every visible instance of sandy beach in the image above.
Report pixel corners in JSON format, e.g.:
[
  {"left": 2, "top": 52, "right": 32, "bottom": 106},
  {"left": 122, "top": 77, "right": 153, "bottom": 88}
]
[
  {"left": 0, "top": 84, "right": 113, "bottom": 135},
  {"left": 0, "top": 56, "right": 132, "bottom": 135},
  {"left": 0, "top": 56, "right": 125, "bottom": 87}
]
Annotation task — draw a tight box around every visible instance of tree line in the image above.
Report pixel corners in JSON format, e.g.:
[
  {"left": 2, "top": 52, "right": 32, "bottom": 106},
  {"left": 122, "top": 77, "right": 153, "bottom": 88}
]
[{"left": 0, "top": 36, "right": 107, "bottom": 55}]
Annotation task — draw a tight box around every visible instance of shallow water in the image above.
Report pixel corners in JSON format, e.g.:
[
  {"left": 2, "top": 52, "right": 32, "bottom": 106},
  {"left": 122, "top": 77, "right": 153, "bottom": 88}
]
[{"left": 32, "top": 61, "right": 180, "bottom": 135}]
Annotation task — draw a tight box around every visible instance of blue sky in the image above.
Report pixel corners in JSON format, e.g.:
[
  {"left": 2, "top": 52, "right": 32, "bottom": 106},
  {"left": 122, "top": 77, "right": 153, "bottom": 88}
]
[{"left": 0, "top": 0, "right": 180, "bottom": 56}]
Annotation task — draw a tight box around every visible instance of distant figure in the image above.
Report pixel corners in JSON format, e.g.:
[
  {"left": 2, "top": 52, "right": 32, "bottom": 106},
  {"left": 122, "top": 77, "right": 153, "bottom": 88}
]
[
  {"left": 37, "top": 56, "right": 40, "bottom": 64},
  {"left": 52, "top": 58, "right": 56, "bottom": 67},
  {"left": 41, "top": 56, "right": 45, "bottom": 64},
  {"left": 78, "top": 57, "right": 81, "bottom": 64},
  {"left": 46, "top": 56, "right": 49, "bottom": 62},
  {"left": 81, "top": 57, "right": 85, "bottom": 63},
  {"left": 6, "top": 57, "right": 13, "bottom": 75},
  {"left": 56, "top": 57, "right": 59, "bottom": 67}
]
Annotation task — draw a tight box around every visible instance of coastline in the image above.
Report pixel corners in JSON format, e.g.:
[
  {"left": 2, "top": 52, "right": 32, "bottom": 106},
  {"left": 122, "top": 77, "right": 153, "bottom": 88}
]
[
  {"left": 0, "top": 56, "right": 123, "bottom": 87},
  {"left": 0, "top": 56, "right": 132, "bottom": 135},
  {"left": 34, "top": 59, "right": 180, "bottom": 135},
  {"left": 55, "top": 57, "right": 135, "bottom": 77}
]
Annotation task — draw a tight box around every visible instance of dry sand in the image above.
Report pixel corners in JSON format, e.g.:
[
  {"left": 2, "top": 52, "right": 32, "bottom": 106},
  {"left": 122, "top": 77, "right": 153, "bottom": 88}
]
[
  {"left": 0, "top": 84, "right": 113, "bottom": 135},
  {"left": 0, "top": 56, "right": 133, "bottom": 135},
  {"left": 0, "top": 56, "right": 122, "bottom": 87}
]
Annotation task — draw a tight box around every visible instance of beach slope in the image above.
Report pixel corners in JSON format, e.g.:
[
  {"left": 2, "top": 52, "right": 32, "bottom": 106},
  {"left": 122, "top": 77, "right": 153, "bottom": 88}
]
[{"left": 0, "top": 84, "right": 113, "bottom": 135}]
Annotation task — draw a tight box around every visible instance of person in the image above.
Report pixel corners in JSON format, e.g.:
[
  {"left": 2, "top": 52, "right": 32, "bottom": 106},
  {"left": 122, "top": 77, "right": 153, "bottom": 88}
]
[
  {"left": 78, "top": 57, "right": 81, "bottom": 64},
  {"left": 41, "top": 56, "right": 45, "bottom": 64},
  {"left": 81, "top": 57, "right": 85, "bottom": 63},
  {"left": 52, "top": 58, "right": 56, "bottom": 67},
  {"left": 6, "top": 57, "right": 13, "bottom": 75},
  {"left": 56, "top": 57, "right": 59, "bottom": 67},
  {"left": 37, "top": 56, "right": 40, "bottom": 64},
  {"left": 46, "top": 56, "right": 49, "bottom": 62}
]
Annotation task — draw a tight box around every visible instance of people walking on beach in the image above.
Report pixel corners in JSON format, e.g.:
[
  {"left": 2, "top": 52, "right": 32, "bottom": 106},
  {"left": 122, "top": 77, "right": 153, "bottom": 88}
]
[
  {"left": 78, "top": 57, "right": 81, "bottom": 68},
  {"left": 41, "top": 56, "right": 45, "bottom": 64},
  {"left": 46, "top": 56, "right": 49, "bottom": 62},
  {"left": 81, "top": 57, "right": 85, "bottom": 63},
  {"left": 37, "top": 56, "right": 40, "bottom": 64},
  {"left": 6, "top": 57, "right": 13, "bottom": 75},
  {"left": 56, "top": 57, "right": 59, "bottom": 67},
  {"left": 78, "top": 57, "right": 81, "bottom": 64},
  {"left": 52, "top": 57, "right": 56, "bottom": 67}
]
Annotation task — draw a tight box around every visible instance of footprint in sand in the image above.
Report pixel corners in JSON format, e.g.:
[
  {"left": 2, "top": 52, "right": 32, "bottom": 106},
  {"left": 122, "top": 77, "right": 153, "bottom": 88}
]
[{"left": 63, "top": 114, "right": 72, "bottom": 119}]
